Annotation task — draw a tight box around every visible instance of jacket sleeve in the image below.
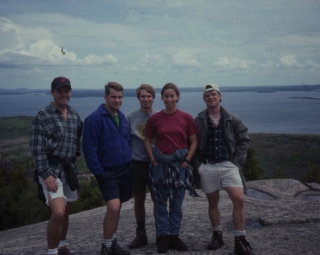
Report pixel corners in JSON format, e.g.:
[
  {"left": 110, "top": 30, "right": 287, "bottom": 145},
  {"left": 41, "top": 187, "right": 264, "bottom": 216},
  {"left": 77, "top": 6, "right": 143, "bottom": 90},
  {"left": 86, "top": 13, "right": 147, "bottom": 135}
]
[
  {"left": 232, "top": 119, "right": 250, "bottom": 168},
  {"left": 76, "top": 115, "right": 83, "bottom": 157},
  {"left": 82, "top": 116, "right": 104, "bottom": 175},
  {"left": 190, "top": 117, "right": 203, "bottom": 169}
]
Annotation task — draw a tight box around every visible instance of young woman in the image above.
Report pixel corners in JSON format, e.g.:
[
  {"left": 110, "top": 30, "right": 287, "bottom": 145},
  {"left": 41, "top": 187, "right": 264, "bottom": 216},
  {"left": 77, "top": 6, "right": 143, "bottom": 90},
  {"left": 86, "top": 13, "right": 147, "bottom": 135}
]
[{"left": 144, "top": 83, "right": 198, "bottom": 254}]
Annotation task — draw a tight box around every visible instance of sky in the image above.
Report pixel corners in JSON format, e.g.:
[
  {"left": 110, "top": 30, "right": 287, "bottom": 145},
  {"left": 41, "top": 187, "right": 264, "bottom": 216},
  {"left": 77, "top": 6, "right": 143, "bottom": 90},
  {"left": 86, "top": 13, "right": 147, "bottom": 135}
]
[{"left": 0, "top": 0, "right": 320, "bottom": 90}]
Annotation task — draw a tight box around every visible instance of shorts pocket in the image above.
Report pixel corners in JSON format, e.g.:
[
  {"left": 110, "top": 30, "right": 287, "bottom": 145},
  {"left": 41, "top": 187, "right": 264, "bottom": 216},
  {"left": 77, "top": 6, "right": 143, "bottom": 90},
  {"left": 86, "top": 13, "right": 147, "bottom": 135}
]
[
  {"left": 198, "top": 163, "right": 204, "bottom": 175},
  {"left": 95, "top": 170, "right": 108, "bottom": 181}
]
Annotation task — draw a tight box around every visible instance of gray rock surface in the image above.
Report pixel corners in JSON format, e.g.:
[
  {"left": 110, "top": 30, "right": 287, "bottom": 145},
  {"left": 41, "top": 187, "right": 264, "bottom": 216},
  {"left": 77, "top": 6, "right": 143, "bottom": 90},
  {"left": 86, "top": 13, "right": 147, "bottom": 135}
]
[{"left": 1, "top": 179, "right": 320, "bottom": 255}]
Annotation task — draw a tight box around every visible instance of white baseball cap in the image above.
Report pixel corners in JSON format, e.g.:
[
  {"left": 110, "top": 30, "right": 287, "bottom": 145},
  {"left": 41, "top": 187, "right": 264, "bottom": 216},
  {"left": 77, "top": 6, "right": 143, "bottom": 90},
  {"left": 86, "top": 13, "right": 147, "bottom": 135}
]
[{"left": 203, "top": 84, "right": 220, "bottom": 93}]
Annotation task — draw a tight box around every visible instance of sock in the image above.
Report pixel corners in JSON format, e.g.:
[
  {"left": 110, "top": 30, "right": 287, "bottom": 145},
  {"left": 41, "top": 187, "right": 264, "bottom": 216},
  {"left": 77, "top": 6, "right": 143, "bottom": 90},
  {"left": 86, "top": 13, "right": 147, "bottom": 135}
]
[
  {"left": 58, "top": 240, "right": 67, "bottom": 248},
  {"left": 103, "top": 238, "right": 113, "bottom": 248},
  {"left": 137, "top": 221, "right": 146, "bottom": 230},
  {"left": 48, "top": 248, "right": 58, "bottom": 255},
  {"left": 112, "top": 233, "right": 117, "bottom": 240},
  {"left": 212, "top": 226, "right": 222, "bottom": 232},
  {"left": 234, "top": 230, "right": 246, "bottom": 237}
]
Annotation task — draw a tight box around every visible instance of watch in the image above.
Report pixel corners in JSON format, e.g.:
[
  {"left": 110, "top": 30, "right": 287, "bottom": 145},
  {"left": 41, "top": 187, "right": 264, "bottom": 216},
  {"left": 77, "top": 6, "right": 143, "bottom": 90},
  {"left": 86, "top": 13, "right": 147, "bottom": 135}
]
[{"left": 184, "top": 158, "right": 190, "bottom": 164}]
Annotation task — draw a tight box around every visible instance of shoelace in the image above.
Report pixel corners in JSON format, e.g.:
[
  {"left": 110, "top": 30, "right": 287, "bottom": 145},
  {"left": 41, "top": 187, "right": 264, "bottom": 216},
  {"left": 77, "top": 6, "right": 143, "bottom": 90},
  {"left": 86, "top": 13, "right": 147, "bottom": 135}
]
[{"left": 238, "top": 239, "right": 253, "bottom": 251}]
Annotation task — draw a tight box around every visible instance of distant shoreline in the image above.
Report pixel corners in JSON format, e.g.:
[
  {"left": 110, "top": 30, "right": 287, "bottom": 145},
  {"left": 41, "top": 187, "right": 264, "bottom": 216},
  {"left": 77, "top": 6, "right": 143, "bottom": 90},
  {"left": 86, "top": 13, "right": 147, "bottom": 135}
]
[
  {"left": 1, "top": 84, "right": 320, "bottom": 98},
  {"left": 290, "top": 96, "right": 320, "bottom": 100}
]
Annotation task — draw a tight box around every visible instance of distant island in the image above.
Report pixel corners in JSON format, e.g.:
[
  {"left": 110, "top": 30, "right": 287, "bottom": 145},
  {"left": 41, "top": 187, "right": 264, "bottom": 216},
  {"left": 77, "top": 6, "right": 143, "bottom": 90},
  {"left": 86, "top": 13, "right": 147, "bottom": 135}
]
[
  {"left": 1, "top": 84, "right": 320, "bottom": 98},
  {"left": 290, "top": 96, "right": 320, "bottom": 100}
]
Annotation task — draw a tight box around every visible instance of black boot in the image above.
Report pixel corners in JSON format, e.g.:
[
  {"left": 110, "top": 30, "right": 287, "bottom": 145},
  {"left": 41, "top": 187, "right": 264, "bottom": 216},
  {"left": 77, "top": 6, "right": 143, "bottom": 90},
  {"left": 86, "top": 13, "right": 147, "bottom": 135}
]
[
  {"left": 234, "top": 236, "right": 255, "bottom": 255},
  {"left": 169, "top": 235, "right": 188, "bottom": 251},
  {"left": 157, "top": 235, "right": 169, "bottom": 254}
]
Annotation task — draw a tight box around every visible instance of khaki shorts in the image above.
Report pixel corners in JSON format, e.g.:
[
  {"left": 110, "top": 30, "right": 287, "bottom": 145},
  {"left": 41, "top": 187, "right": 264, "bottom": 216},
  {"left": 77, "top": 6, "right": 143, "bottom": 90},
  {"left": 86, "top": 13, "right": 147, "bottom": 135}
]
[
  {"left": 39, "top": 177, "right": 78, "bottom": 206},
  {"left": 198, "top": 161, "right": 243, "bottom": 194}
]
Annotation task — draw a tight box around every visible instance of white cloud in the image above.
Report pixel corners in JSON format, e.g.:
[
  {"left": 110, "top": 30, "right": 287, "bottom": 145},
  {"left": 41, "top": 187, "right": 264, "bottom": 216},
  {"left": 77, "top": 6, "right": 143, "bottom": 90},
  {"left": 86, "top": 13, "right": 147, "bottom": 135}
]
[
  {"left": 279, "top": 55, "right": 304, "bottom": 69},
  {"left": 1, "top": 1, "right": 320, "bottom": 89},
  {"left": 0, "top": 19, "right": 118, "bottom": 67},
  {"left": 213, "top": 57, "right": 251, "bottom": 71},
  {"left": 171, "top": 52, "right": 201, "bottom": 68},
  {"left": 304, "top": 60, "right": 320, "bottom": 69}
]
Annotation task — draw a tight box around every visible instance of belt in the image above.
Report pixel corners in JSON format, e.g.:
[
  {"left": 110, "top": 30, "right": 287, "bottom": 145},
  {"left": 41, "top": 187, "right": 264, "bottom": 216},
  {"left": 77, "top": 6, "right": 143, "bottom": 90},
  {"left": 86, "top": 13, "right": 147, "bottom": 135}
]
[{"left": 47, "top": 155, "right": 76, "bottom": 166}]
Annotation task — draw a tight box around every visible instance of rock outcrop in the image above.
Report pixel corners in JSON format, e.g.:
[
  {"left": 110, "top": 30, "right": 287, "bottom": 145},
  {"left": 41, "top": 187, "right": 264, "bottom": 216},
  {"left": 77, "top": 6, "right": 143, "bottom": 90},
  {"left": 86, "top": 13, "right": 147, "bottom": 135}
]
[{"left": 0, "top": 179, "right": 320, "bottom": 255}]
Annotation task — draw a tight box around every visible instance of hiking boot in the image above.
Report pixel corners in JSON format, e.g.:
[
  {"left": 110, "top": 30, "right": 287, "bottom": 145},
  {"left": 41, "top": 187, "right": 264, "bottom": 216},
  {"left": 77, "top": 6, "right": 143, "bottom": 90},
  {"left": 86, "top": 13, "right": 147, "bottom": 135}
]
[
  {"left": 128, "top": 228, "right": 148, "bottom": 249},
  {"left": 207, "top": 230, "right": 224, "bottom": 250},
  {"left": 101, "top": 239, "right": 130, "bottom": 255},
  {"left": 234, "top": 236, "right": 255, "bottom": 255},
  {"left": 58, "top": 246, "right": 72, "bottom": 255},
  {"left": 169, "top": 235, "right": 188, "bottom": 251},
  {"left": 157, "top": 235, "right": 169, "bottom": 254}
]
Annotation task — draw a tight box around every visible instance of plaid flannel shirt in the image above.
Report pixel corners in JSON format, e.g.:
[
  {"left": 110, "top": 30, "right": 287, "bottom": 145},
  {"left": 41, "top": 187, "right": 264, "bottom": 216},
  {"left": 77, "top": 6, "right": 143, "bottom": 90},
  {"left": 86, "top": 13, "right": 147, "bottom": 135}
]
[
  {"left": 30, "top": 104, "right": 83, "bottom": 183},
  {"left": 204, "top": 113, "right": 230, "bottom": 161},
  {"left": 149, "top": 160, "right": 200, "bottom": 205}
]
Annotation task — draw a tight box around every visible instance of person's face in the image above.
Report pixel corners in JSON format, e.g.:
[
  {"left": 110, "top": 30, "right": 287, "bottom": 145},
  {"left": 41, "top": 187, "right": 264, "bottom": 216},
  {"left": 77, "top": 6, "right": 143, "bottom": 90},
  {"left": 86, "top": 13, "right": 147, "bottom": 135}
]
[
  {"left": 51, "top": 86, "right": 71, "bottom": 107},
  {"left": 161, "top": 89, "right": 179, "bottom": 109},
  {"left": 104, "top": 88, "right": 123, "bottom": 114},
  {"left": 138, "top": 89, "right": 154, "bottom": 110},
  {"left": 203, "top": 90, "right": 221, "bottom": 108}
]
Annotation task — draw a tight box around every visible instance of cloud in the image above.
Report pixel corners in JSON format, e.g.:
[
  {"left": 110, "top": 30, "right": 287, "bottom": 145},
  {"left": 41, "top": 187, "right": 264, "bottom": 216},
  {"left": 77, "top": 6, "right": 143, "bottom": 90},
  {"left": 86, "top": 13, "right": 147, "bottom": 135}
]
[
  {"left": 279, "top": 55, "right": 304, "bottom": 69},
  {"left": 304, "top": 60, "right": 320, "bottom": 69},
  {"left": 213, "top": 57, "right": 251, "bottom": 71},
  {"left": 0, "top": 18, "right": 118, "bottom": 68},
  {"left": 141, "top": 53, "right": 163, "bottom": 65},
  {"left": 171, "top": 52, "right": 201, "bottom": 68},
  {"left": 1, "top": 1, "right": 320, "bottom": 89}
]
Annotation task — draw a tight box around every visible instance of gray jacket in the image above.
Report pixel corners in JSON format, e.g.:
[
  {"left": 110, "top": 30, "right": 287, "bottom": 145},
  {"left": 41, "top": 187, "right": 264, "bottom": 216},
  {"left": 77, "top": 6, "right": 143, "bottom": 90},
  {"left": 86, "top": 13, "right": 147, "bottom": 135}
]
[{"left": 191, "top": 106, "right": 250, "bottom": 189}]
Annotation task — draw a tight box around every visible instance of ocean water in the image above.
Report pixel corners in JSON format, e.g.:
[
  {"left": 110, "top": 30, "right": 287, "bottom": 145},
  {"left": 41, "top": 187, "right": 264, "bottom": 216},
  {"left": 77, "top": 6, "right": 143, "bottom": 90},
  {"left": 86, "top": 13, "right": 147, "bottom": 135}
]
[{"left": 0, "top": 91, "right": 319, "bottom": 134}]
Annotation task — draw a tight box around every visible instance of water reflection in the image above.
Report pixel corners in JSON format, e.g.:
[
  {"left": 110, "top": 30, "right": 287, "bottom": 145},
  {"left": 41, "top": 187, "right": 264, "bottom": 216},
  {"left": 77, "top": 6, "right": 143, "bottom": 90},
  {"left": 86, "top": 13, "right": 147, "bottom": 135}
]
[
  {"left": 304, "top": 195, "right": 320, "bottom": 201},
  {"left": 246, "top": 188, "right": 275, "bottom": 200},
  {"left": 245, "top": 221, "right": 263, "bottom": 229}
]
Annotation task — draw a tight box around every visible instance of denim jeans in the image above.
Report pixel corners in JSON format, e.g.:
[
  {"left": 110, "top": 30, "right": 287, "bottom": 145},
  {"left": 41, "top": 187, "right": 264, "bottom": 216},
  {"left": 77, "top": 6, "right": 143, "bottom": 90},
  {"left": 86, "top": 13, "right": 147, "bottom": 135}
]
[{"left": 154, "top": 167, "right": 186, "bottom": 236}]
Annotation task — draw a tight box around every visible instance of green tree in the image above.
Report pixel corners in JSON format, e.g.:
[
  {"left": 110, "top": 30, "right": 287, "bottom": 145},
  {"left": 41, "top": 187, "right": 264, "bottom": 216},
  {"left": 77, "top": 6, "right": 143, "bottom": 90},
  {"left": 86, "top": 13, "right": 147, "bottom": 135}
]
[
  {"left": 272, "top": 169, "right": 287, "bottom": 179},
  {"left": 303, "top": 164, "right": 320, "bottom": 184},
  {"left": 71, "top": 177, "right": 104, "bottom": 213},
  {"left": 243, "top": 147, "right": 265, "bottom": 181},
  {"left": 0, "top": 155, "right": 104, "bottom": 230}
]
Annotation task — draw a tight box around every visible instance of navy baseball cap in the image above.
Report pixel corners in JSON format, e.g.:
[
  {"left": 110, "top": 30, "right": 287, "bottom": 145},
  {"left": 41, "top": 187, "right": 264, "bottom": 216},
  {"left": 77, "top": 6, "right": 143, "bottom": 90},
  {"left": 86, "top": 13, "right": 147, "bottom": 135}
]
[{"left": 51, "top": 77, "right": 71, "bottom": 90}]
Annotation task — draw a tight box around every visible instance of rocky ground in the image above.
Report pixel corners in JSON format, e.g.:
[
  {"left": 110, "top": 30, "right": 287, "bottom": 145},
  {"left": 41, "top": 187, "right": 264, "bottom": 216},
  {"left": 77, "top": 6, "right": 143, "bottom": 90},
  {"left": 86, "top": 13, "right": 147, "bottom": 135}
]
[{"left": 1, "top": 179, "right": 320, "bottom": 255}]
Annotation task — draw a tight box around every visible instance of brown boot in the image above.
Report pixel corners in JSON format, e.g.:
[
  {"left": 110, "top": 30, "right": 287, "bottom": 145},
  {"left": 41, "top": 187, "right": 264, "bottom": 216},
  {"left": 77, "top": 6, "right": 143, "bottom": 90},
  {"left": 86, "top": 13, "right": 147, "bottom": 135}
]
[
  {"left": 128, "top": 228, "right": 148, "bottom": 249},
  {"left": 234, "top": 236, "right": 255, "bottom": 255},
  {"left": 207, "top": 231, "right": 224, "bottom": 250},
  {"left": 169, "top": 235, "right": 188, "bottom": 251},
  {"left": 157, "top": 235, "right": 169, "bottom": 254}
]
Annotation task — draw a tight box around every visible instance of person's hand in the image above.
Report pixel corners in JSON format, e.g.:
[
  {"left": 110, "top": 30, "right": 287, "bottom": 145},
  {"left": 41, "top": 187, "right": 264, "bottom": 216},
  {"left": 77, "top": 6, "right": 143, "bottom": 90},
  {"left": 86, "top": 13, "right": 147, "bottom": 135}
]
[
  {"left": 44, "top": 176, "right": 58, "bottom": 192},
  {"left": 180, "top": 161, "right": 188, "bottom": 169},
  {"left": 152, "top": 161, "right": 159, "bottom": 167}
]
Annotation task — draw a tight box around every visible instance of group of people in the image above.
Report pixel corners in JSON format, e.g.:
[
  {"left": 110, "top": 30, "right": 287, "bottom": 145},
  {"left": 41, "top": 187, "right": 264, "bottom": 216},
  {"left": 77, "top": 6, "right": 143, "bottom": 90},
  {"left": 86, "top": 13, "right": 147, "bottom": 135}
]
[{"left": 30, "top": 77, "right": 254, "bottom": 255}]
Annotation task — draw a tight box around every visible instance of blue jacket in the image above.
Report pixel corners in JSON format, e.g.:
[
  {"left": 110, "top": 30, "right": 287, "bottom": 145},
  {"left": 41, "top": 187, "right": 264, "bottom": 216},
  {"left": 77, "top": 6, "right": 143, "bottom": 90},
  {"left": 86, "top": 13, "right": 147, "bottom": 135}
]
[{"left": 82, "top": 104, "right": 131, "bottom": 175}]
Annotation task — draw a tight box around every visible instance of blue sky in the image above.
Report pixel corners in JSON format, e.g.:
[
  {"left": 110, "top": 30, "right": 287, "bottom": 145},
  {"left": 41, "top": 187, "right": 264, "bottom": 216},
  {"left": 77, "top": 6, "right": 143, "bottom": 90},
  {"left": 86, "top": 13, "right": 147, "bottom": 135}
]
[{"left": 0, "top": 0, "right": 320, "bottom": 89}]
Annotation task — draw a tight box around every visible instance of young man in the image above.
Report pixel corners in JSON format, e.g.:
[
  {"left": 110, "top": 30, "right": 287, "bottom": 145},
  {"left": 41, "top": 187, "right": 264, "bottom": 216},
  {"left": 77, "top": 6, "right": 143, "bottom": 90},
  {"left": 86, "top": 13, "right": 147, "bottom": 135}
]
[
  {"left": 82, "top": 82, "right": 132, "bottom": 255},
  {"left": 191, "top": 84, "right": 255, "bottom": 255},
  {"left": 126, "top": 84, "right": 158, "bottom": 249},
  {"left": 30, "top": 76, "right": 83, "bottom": 255}
]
